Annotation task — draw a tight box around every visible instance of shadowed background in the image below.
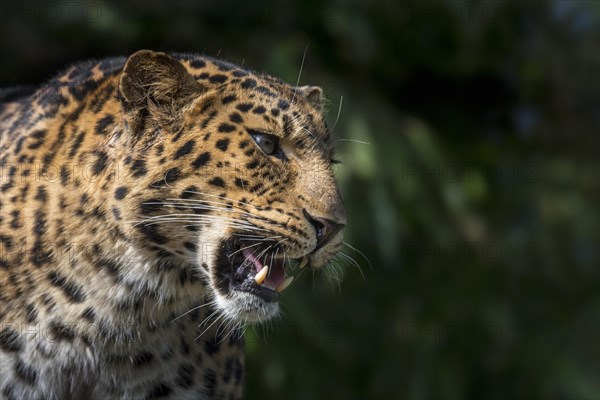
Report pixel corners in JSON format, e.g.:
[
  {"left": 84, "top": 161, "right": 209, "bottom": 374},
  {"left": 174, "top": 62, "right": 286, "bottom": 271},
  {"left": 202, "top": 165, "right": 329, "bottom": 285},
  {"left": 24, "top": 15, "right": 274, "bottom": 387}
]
[{"left": 1, "top": 1, "right": 598, "bottom": 399}]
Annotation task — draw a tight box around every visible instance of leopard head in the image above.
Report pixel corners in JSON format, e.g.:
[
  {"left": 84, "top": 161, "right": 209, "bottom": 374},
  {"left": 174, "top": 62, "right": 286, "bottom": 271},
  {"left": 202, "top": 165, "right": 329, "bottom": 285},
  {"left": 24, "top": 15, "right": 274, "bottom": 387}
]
[{"left": 115, "top": 50, "right": 346, "bottom": 323}]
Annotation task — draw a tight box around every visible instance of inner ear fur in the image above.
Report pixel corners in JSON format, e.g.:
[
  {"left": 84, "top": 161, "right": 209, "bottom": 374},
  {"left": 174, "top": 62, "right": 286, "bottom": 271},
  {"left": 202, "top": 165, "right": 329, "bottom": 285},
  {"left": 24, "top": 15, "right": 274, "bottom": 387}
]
[
  {"left": 119, "top": 50, "right": 203, "bottom": 114},
  {"left": 295, "top": 85, "right": 324, "bottom": 110}
]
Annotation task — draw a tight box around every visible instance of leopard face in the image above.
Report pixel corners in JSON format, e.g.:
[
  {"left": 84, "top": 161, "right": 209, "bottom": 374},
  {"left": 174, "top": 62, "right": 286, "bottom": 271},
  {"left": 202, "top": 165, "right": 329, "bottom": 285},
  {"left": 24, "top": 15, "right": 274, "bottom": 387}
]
[{"left": 115, "top": 51, "right": 346, "bottom": 323}]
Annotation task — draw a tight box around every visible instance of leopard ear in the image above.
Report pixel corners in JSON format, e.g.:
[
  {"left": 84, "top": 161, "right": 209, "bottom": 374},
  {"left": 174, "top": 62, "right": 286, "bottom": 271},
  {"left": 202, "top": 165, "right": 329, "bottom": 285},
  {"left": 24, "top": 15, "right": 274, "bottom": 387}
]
[
  {"left": 119, "top": 50, "right": 203, "bottom": 130},
  {"left": 295, "top": 85, "right": 324, "bottom": 110}
]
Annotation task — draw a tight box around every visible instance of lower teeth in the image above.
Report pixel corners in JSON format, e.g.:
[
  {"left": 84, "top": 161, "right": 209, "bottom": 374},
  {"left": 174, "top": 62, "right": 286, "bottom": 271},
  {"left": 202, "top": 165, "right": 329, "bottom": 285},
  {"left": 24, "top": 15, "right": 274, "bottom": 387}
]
[{"left": 276, "top": 276, "right": 294, "bottom": 292}]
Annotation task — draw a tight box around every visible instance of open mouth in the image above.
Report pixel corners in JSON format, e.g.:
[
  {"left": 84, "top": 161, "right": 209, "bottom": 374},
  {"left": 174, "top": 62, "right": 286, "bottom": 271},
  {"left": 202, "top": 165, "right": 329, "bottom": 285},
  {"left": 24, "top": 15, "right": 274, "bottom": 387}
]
[{"left": 226, "top": 241, "right": 308, "bottom": 302}]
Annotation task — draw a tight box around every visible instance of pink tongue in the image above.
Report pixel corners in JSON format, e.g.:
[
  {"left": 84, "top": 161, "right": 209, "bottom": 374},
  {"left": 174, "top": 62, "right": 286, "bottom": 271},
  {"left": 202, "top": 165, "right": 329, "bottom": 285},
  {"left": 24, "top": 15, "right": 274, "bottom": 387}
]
[{"left": 242, "top": 249, "right": 286, "bottom": 288}]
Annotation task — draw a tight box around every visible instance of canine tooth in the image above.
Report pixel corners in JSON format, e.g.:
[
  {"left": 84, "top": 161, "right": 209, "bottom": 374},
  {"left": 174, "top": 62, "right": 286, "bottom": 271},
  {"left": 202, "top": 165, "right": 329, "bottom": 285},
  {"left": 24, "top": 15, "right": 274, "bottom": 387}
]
[
  {"left": 277, "top": 276, "right": 294, "bottom": 292},
  {"left": 255, "top": 266, "right": 269, "bottom": 285},
  {"left": 298, "top": 256, "right": 308, "bottom": 269}
]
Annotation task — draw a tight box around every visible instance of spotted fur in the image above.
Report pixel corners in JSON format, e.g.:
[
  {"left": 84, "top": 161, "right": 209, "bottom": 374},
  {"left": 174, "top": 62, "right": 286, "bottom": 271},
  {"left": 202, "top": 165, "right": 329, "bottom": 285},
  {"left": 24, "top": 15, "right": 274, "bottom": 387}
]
[{"left": 0, "top": 50, "right": 345, "bottom": 399}]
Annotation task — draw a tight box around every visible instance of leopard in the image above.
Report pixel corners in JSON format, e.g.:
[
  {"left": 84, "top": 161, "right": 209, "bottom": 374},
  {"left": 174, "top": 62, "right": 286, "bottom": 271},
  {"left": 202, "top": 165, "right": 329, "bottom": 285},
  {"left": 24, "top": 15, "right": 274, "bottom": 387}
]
[{"left": 0, "top": 50, "right": 346, "bottom": 399}]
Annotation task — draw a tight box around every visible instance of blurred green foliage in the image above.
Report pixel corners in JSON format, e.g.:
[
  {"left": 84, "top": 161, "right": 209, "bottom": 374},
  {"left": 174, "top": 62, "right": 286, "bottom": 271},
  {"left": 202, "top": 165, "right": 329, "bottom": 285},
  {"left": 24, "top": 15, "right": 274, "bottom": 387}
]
[{"left": 1, "top": 1, "right": 598, "bottom": 399}]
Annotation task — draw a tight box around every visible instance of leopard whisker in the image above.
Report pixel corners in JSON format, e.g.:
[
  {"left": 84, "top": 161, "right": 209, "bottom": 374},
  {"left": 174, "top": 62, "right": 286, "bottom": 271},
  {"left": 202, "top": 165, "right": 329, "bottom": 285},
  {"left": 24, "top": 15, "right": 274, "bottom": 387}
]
[
  {"left": 291, "top": 43, "right": 310, "bottom": 104},
  {"left": 169, "top": 300, "right": 217, "bottom": 324},
  {"left": 134, "top": 214, "right": 267, "bottom": 232},
  {"left": 227, "top": 242, "right": 263, "bottom": 258},
  {"left": 342, "top": 242, "right": 373, "bottom": 270},
  {"left": 215, "top": 315, "right": 233, "bottom": 340},
  {"left": 332, "top": 95, "right": 344, "bottom": 129},
  {"left": 336, "top": 251, "right": 366, "bottom": 281},
  {"left": 232, "top": 233, "right": 283, "bottom": 241},
  {"left": 195, "top": 308, "right": 223, "bottom": 339},
  {"left": 135, "top": 218, "right": 264, "bottom": 233},
  {"left": 337, "top": 138, "right": 371, "bottom": 145},
  {"left": 163, "top": 198, "right": 259, "bottom": 218},
  {"left": 155, "top": 202, "right": 244, "bottom": 214},
  {"left": 143, "top": 202, "right": 259, "bottom": 221},
  {"left": 176, "top": 190, "right": 255, "bottom": 209},
  {"left": 329, "top": 260, "right": 343, "bottom": 294},
  {"left": 227, "top": 235, "right": 285, "bottom": 258},
  {"left": 255, "top": 245, "right": 273, "bottom": 261},
  {"left": 196, "top": 311, "right": 226, "bottom": 341},
  {"left": 136, "top": 214, "right": 251, "bottom": 225},
  {"left": 154, "top": 201, "right": 300, "bottom": 233},
  {"left": 219, "top": 321, "right": 243, "bottom": 345}
]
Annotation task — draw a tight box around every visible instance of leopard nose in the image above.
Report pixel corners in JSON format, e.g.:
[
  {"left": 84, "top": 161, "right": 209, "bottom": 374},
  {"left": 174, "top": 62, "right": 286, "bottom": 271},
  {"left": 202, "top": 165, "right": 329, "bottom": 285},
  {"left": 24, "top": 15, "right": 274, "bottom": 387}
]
[{"left": 303, "top": 209, "right": 345, "bottom": 250}]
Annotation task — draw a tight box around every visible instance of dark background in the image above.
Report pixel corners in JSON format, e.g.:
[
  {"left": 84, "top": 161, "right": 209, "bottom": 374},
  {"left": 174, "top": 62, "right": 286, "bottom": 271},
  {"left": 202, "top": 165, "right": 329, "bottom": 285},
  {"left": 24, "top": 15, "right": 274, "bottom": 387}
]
[{"left": 1, "top": 1, "right": 598, "bottom": 399}]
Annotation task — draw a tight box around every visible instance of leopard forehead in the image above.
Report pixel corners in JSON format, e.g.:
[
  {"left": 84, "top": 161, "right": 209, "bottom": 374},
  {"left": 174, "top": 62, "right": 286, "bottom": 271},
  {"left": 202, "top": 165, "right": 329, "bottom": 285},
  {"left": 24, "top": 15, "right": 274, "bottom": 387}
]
[
  {"left": 180, "top": 55, "right": 335, "bottom": 155},
  {"left": 114, "top": 53, "right": 338, "bottom": 186}
]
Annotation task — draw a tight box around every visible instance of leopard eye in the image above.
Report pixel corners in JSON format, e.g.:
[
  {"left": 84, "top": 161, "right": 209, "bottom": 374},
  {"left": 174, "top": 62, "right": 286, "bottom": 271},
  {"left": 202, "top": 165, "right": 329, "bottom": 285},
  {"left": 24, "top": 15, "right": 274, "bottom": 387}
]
[
  {"left": 255, "top": 133, "right": 277, "bottom": 154},
  {"left": 249, "top": 130, "right": 285, "bottom": 159}
]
